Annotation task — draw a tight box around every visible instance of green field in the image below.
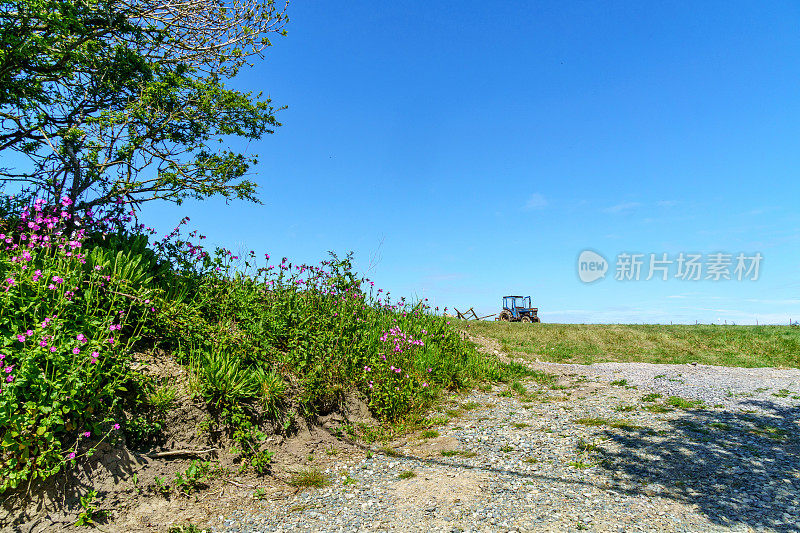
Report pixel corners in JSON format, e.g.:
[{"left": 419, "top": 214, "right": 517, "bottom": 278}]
[{"left": 463, "top": 322, "right": 800, "bottom": 368}]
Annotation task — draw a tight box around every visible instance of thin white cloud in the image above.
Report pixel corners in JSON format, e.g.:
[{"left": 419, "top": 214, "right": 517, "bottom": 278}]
[
  {"left": 524, "top": 193, "right": 548, "bottom": 210},
  {"left": 657, "top": 200, "right": 678, "bottom": 207},
  {"left": 602, "top": 202, "right": 642, "bottom": 214}
]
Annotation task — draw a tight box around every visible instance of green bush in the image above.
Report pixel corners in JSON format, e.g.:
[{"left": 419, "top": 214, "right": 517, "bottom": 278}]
[{"left": 0, "top": 200, "right": 521, "bottom": 493}]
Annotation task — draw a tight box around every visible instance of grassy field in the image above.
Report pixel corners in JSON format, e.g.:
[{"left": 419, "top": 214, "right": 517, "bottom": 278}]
[{"left": 463, "top": 321, "right": 800, "bottom": 368}]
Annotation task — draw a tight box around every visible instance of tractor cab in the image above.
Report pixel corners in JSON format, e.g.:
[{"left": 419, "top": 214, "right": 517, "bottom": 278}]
[{"left": 500, "top": 295, "right": 540, "bottom": 323}]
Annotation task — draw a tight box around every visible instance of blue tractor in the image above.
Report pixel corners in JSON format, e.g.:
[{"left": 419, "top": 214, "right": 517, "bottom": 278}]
[{"left": 499, "top": 295, "right": 540, "bottom": 323}]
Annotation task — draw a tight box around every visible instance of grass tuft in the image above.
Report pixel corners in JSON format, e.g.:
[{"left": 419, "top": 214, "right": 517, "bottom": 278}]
[{"left": 289, "top": 469, "right": 328, "bottom": 489}]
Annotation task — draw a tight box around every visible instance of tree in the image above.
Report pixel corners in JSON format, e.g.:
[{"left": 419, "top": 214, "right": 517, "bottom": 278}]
[{"left": 0, "top": 0, "right": 288, "bottom": 217}]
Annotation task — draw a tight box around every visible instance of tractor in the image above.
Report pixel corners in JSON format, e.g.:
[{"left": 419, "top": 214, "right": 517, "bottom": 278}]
[{"left": 499, "top": 295, "right": 540, "bottom": 323}]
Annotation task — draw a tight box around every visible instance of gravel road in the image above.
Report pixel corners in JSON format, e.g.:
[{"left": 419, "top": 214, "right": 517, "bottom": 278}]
[{"left": 212, "top": 357, "right": 800, "bottom": 533}]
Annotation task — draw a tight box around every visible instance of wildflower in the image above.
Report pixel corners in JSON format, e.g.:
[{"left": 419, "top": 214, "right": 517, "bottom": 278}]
[
  {"left": 364, "top": 366, "right": 371, "bottom": 372},
  {"left": 107, "top": 337, "right": 115, "bottom": 344},
  {"left": 50, "top": 347, "right": 57, "bottom": 352},
  {"left": 422, "top": 382, "right": 428, "bottom": 387},
  {"left": 16, "top": 334, "right": 25, "bottom": 342},
  {"left": 68, "top": 452, "right": 76, "bottom": 459},
  {"left": 72, "top": 347, "right": 80, "bottom": 355},
  {"left": 82, "top": 431, "right": 91, "bottom": 438},
  {"left": 113, "top": 423, "right": 120, "bottom": 430},
  {"left": 427, "top": 368, "right": 432, "bottom": 373},
  {"left": 77, "top": 333, "right": 87, "bottom": 343},
  {"left": 4, "top": 366, "right": 13, "bottom": 373}
]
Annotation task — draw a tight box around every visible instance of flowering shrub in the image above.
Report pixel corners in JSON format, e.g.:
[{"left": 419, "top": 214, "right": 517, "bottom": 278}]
[
  {"left": 0, "top": 198, "right": 524, "bottom": 493},
  {"left": 0, "top": 200, "right": 152, "bottom": 492}
]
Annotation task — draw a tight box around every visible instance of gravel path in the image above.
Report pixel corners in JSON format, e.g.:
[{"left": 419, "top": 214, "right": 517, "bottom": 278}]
[
  {"left": 527, "top": 360, "right": 800, "bottom": 414},
  {"left": 213, "top": 359, "right": 800, "bottom": 532}
]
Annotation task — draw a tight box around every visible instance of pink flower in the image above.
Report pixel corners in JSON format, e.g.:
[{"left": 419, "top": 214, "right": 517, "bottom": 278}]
[
  {"left": 50, "top": 347, "right": 57, "bottom": 352},
  {"left": 68, "top": 452, "right": 76, "bottom": 459},
  {"left": 82, "top": 431, "right": 91, "bottom": 438},
  {"left": 106, "top": 337, "right": 115, "bottom": 344},
  {"left": 16, "top": 334, "right": 25, "bottom": 342},
  {"left": 113, "top": 423, "right": 120, "bottom": 430},
  {"left": 76, "top": 333, "right": 87, "bottom": 343},
  {"left": 72, "top": 347, "right": 80, "bottom": 355}
]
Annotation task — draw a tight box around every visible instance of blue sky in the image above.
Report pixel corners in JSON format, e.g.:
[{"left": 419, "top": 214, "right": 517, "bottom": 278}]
[{"left": 136, "top": 1, "right": 800, "bottom": 324}]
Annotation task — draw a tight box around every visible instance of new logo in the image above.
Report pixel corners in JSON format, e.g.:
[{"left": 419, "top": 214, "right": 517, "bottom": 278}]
[{"left": 578, "top": 250, "right": 608, "bottom": 283}]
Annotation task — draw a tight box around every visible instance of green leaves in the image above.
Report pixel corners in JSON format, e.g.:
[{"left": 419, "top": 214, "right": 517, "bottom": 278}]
[{"left": 1, "top": 0, "right": 287, "bottom": 216}]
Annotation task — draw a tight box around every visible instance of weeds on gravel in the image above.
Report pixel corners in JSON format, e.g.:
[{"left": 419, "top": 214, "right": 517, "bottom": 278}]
[
  {"left": 420, "top": 430, "right": 439, "bottom": 439},
  {"left": 378, "top": 446, "right": 402, "bottom": 457},
  {"left": 574, "top": 417, "right": 647, "bottom": 431},
  {"left": 613, "top": 404, "right": 636, "bottom": 412},
  {"left": 513, "top": 422, "right": 530, "bottom": 428},
  {"left": 397, "top": 470, "right": 416, "bottom": 479},
  {"left": 289, "top": 469, "right": 328, "bottom": 488},
  {"left": 510, "top": 381, "right": 527, "bottom": 395},
  {"left": 643, "top": 404, "right": 673, "bottom": 413},
  {"left": 666, "top": 396, "right": 706, "bottom": 409},
  {"left": 168, "top": 524, "right": 201, "bottom": 533},
  {"left": 440, "top": 449, "right": 476, "bottom": 458},
  {"left": 641, "top": 393, "right": 662, "bottom": 402},
  {"left": 708, "top": 422, "right": 731, "bottom": 431},
  {"left": 750, "top": 424, "right": 788, "bottom": 440}
]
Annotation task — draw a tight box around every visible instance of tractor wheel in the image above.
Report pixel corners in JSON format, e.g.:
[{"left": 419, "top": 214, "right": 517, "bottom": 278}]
[
  {"left": 521, "top": 315, "right": 532, "bottom": 323},
  {"left": 499, "top": 310, "right": 512, "bottom": 322},
  {"left": 533, "top": 317, "right": 541, "bottom": 323}
]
